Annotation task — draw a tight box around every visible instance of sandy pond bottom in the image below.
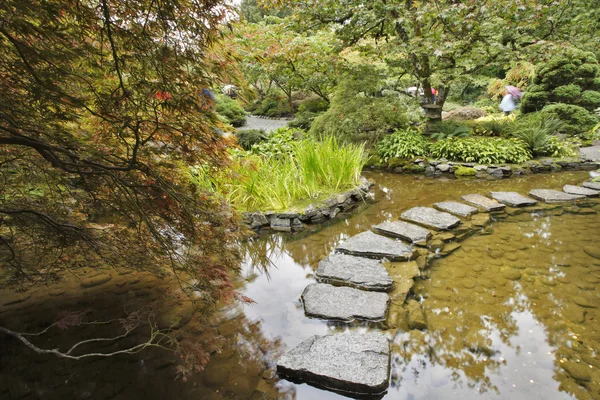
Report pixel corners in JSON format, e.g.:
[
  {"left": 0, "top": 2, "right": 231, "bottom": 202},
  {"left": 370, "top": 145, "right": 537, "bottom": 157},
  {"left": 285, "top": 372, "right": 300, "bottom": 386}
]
[{"left": 1, "top": 171, "right": 599, "bottom": 400}]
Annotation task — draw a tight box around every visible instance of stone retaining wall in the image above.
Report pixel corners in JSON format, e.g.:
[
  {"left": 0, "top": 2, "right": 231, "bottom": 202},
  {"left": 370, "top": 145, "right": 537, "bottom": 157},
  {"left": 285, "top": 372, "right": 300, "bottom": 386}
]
[
  {"left": 242, "top": 177, "right": 374, "bottom": 232},
  {"left": 378, "top": 158, "right": 600, "bottom": 178}
]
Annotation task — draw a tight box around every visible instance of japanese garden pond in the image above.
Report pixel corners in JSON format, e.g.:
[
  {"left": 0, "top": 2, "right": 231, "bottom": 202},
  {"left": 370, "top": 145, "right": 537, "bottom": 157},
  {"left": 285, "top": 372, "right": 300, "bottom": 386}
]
[{"left": 1, "top": 170, "right": 599, "bottom": 400}]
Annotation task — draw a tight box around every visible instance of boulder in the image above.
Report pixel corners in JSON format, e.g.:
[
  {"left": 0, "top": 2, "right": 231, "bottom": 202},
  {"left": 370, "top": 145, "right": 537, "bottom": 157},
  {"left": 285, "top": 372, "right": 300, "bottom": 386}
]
[
  {"left": 301, "top": 283, "right": 389, "bottom": 321},
  {"left": 270, "top": 217, "right": 291, "bottom": 232},
  {"left": 400, "top": 207, "right": 461, "bottom": 230},
  {"left": 336, "top": 231, "right": 415, "bottom": 261},
  {"left": 277, "top": 332, "right": 390, "bottom": 396},
  {"left": 489, "top": 191, "right": 537, "bottom": 207},
  {"left": 372, "top": 221, "right": 431, "bottom": 246},
  {"left": 461, "top": 194, "right": 506, "bottom": 211},
  {"left": 316, "top": 254, "right": 392, "bottom": 291}
]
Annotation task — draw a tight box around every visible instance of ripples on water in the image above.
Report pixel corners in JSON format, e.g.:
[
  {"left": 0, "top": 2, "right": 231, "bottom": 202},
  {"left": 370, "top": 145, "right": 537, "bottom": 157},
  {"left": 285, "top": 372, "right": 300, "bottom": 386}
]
[{"left": 1, "top": 171, "right": 599, "bottom": 399}]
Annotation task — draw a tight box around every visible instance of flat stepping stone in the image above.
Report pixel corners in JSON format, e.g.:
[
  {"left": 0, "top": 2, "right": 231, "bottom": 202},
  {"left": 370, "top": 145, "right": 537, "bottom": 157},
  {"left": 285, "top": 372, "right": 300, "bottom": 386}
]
[
  {"left": 461, "top": 194, "right": 506, "bottom": 211},
  {"left": 400, "top": 207, "right": 460, "bottom": 230},
  {"left": 582, "top": 181, "right": 600, "bottom": 191},
  {"left": 563, "top": 184, "right": 599, "bottom": 197},
  {"left": 301, "top": 283, "right": 389, "bottom": 321},
  {"left": 372, "top": 221, "right": 431, "bottom": 246},
  {"left": 316, "top": 254, "right": 392, "bottom": 291},
  {"left": 433, "top": 201, "right": 478, "bottom": 217},
  {"left": 336, "top": 231, "right": 414, "bottom": 261},
  {"left": 489, "top": 191, "right": 537, "bottom": 207},
  {"left": 529, "top": 189, "right": 584, "bottom": 203},
  {"left": 277, "top": 331, "right": 390, "bottom": 396}
]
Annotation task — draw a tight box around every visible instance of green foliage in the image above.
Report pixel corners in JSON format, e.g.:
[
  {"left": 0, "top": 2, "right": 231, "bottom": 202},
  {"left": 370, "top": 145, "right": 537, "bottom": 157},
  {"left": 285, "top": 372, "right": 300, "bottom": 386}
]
[
  {"left": 467, "top": 115, "right": 515, "bottom": 137},
  {"left": 430, "top": 122, "right": 471, "bottom": 140},
  {"left": 430, "top": 137, "right": 531, "bottom": 164},
  {"left": 581, "top": 90, "right": 600, "bottom": 110},
  {"left": 215, "top": 94, "right": 247, "bottom": 127},
  {"left": 544, "top": 136, "right": 578, "bottom": 158},
  {"left": 192, "top": 137, "right": 366, "bottom": 211},
  {"left": 552, "top": 84, "right": 582, "bottom": 102},
  {"left": 298, "top": 97, "right": 330, "bottom": 114},
  {"left": 288, "top": 97, "right": 329, "bottom": 130},
  {"left": 509, "top": 113, "right": 565, "bottom": 156},
  {"left": 376, "top": 130, "right": 430, "bottom": 162},
  {"left": 541, "top": 103, "right": 600, "bottom": 135},
  {"left": 249, "top": 127, "right": 299, "bottom": 157},
  {"left": 250, "top": 93, "right": 293, "bottom": 116},
  {"left": 454, "top": 166, "right": 477, "bottom": 176},
  {"left": 235, "top": 129, "right": 268, "bottom": 150}
]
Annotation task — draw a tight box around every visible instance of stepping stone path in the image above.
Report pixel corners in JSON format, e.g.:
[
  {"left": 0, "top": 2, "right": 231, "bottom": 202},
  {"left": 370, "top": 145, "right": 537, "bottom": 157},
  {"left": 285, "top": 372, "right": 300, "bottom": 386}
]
[
  {"left": 316, "top": 254, "right": 392, "bottom": 291},
  {"left": 301, "top": 283, "right": 389, "bottom": 321},
  {"left": 278, "top": 178, "right": 599, "bottom": 397},
  {"left": 490, "top": 191, "right": 537, "bottom": 207},
  {"left": 277, "top": 332, "right": 390, "bottom": 396},
  {"left": 563, "top": 184, "right": 600, "bottom": 197},
  {"left": 400, "top": 206, "right": 461, "bottom": 230},
  {"left": 336, "top": 231, "right": 414, "bottom": 261},
  {"left": 434, "top": 201, "right": 478, "bottom": 217},
  {"left": 372, "top": 220, "right": 431, "bottom": 246},
  {"left": 529, "top": 189, "right": 584, "bottom": 203},
  {"left": 461, "top": 194, "right": 506, "bottom": 211},
  {"left": 583, "top": 181, "right": 600, "bottom": 191}
]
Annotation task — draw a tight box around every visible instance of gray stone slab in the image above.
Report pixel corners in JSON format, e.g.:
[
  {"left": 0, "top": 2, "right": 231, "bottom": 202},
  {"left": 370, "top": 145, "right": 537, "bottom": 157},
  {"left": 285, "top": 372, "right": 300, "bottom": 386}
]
[
  {"left": 316, "top": 254, "right": 392, "bottom": 291},
  {"left": 582, "top": 181, "right": 600, "bottom": 191},
  {"left": 489, "top": 191, "right": 537, "bottom": 207},
  {"left": 336, "top": 231, "right": 414, "bottom": 261},
  {"left": 563, "top": 184, "right": 600, "bottom": 197},
  {"left": 433, "top": 201, "right": 478, "bottom": 217},
  {"left": 277, "top": 331, "right": 390, "bottom": 396},
  {"left": 461, "top": 194, "right": 506, "bottom": 211},
  {"left": 301, "top": 283, "right": 389, "bottom": 321},
  {"left": 529, "top": 189, "right": 585, "bottom": 203},
  {"left": 400, "top": 207, "right": 461, "bottom": 230},
  {"left": 372, "top": 220, "right": 431, "bottom": 246}
]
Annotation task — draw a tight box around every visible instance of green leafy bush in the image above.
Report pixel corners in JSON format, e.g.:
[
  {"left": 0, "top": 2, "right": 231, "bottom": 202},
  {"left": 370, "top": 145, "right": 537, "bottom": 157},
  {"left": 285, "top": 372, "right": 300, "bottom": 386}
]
[
  {"left": 215, "top": 94, "right": 247, "bottom": 127},
  {"left": 249, "top": 127, "right": 299, "bottom": 157},
  {"left": 376, "top": 129, "right": 429, "bottom": 162},
  {"left": 467, "top": 115, "right": 515, "bottom": 137},
  {"left": 250, "top": 93, "right": 293, "bottom": 117},
  {"left": 552, "top": 84, "right": 581, "bottom": 102},
  {"left": 509, "top": 113, "right": 565, "bottom": 156},
  {"left": 235, "top": 129, "right": 268, "bottom": 150},
  {"left": 430, "top": 121, "right": 471, "bottom": 140},
  {"left": 430, "top": 137, "right": 531, "bottom": 164},
  {"left": 541, "top": 103, "right": 599, "bottom": 135},
  {"left": 289, "top": 97, "right": 330, "bottom": 130}
]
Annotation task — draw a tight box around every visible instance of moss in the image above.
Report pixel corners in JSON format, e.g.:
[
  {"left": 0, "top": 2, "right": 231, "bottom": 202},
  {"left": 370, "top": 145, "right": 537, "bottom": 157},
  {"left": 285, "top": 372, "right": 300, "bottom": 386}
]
[
  {"left": 454, "top": 166, "right": 477, "bottom": 176},
  {"left": 402, "top": 164, "right": 426, "bottom": 173},
  {"left": 387, "top": 157, "right": 404, "bottom": 169}
]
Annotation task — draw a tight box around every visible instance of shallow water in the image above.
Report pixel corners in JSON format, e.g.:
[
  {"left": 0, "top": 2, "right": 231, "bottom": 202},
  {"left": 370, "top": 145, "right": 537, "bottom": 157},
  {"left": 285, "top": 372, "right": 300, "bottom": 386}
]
[{"left": 1, "top": 171, "right": 599, "bottom": 399}]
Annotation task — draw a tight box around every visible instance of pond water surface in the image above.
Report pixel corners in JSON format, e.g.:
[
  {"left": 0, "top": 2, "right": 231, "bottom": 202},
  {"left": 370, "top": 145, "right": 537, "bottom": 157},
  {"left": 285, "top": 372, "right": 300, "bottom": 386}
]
[{"left": 1, "top": 171, "right": 599, "bottom": 400}]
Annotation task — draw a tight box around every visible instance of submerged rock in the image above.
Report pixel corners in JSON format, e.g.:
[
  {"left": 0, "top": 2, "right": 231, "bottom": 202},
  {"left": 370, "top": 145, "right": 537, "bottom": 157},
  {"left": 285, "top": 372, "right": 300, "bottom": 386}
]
[
  {"left": 336, "top": 231, "right": 415, "bottom": 261},
  {"left": 316, "top": 254, "right": 392, "bottom": 291},
  {"left": 584, "top": 246, "right": 600, "bottom": 259},
  {"left": 461, "top": 194, "right": 506, "bottom": 211},
  {"left": 373, "top": 220, "right": 431, "bottom": 246},
  {"left": 489, "top": 191, "right": 537, "bottom": 207},
  {"left": 301, "top": 283, "right": 389, "bottom": 321},
  {"left": 277, "top": 331, "right": 390, "bottom": 396},
  {"left": 400, "top": 207, "right": 461, "bottom": 230},
  {"left": 405, "top": 299, "right": 426, "bottom": 330},
  {"left": 529, "top": 189, "right": 584, "bottom": 203},
  {"left": 563, "top": 184, "right": 600, "bottom": 197}
]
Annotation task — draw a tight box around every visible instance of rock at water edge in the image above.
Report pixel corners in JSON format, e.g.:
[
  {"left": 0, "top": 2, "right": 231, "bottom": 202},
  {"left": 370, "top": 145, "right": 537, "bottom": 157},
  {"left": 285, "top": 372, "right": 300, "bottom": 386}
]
[
  {"left": 529, "top": 189, "right": 584, "bottom": 203},
  {"left": 316, "top": 254, "right": 393, "bottom": 291},
  {"left": 336, "top": 231, "right": 415, "bottom": 261},
  {"left": 277, "top": 331, "right": 390, "bottom": 396},
  {"left": 489, "top": 191, "right": 537, "bottom": 207},
  {"left": 372, "top": 221, "right": 431, "bottom": 246},
  {"left": 563, "top": 185, "right": 600, "bottom": 197},
  {"left": 461, "top": 194, "right": 506, "bottom": 211},
  {"left": 400, "top": 207, "right": 461, "bottom": 230},
  {"left": 301, "top": 283, "right": 389, "bottom": 321},
  {"left": 433, "top": 201, "right": 478, "bottom": 217}
]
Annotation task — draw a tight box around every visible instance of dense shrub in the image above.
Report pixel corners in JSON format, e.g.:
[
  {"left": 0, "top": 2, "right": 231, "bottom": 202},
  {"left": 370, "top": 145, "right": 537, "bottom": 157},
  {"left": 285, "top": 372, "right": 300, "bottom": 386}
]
[
  {"left": 540, "top": 103, "right": 599, "bottom": 135},
  {"left": 249, "top": 93, "right": 293, "bottom": 117},
  {"left": 309, "top": 79, "right": 414, "bottom": 144},
  {"left": 487, "top": 62, "right": 535, "bottom": 100},
  {"left": 430, "top": 121, "right": 471, "bottom": 140},
  {"left": 215, "top": 94, "right": 247, "bottom": 127},
  {"left": 376, "top": 129, "right": 429, "bottom": 162},
  {"left": 509, "top": 113, "right": 565, "bottom": 156},
  {"left": 430, "top": 137, "right": 531, "bottom": 164},
  {"left": 235, "top": 129, "right": 268, "bottom": 150},
  {"left": 444, "top": 106, "right": 487, "bottom": 121}
]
